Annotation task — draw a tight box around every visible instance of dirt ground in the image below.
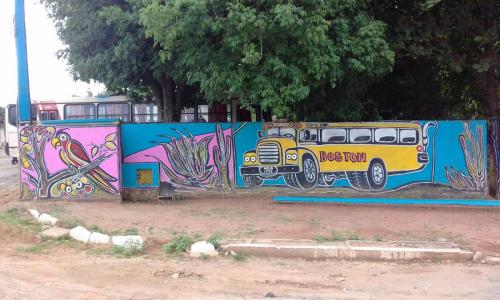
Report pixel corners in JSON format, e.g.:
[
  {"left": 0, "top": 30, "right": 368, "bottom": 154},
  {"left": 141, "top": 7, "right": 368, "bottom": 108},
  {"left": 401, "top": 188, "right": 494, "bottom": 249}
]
[
  {"left": 4, "top": 190, "right": 499, "bottom": 255},
  {"left": 2, "top": 153, "right": 500, "bottom": 299}
]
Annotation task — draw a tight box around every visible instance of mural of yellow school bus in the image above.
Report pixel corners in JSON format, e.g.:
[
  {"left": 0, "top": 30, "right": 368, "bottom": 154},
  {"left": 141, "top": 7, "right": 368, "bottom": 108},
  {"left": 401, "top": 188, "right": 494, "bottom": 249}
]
[{"left": 240, "top": 122, "right": 433, "bottom": 190}]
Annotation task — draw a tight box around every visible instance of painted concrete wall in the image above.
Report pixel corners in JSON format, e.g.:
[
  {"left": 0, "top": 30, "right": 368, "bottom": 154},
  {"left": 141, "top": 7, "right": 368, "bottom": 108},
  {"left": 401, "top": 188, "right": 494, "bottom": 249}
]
[
  {"left": 19, "top": 123, "right": 121, "bottom": 200},
  {"left": 20, "top": 120, "right": 488, "bottom": 201},
  {"left": 122, "top": 123, "right": 234, "bottom": 193},
  {"left": 234, "top": 121, "right": 487, "bottom": 193},
  {"left": 121, "top": 120, "right": 487, "bottom": 197}
]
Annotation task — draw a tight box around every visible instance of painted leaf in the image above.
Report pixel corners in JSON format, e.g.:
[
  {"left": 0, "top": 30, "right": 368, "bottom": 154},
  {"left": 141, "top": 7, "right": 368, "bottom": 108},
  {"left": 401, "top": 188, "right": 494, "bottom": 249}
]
[
  {"left": 21, "top": 155, "right": 31, "bottom": 170},
  {"left": 21, "top": 144, "right": 32, "bottom": 153},
  {"left": 46, "top": 127, "right": 56, "bottom": 138},
  {"left": 20, "top": 135, "right": 30, "bottom": 143},
  {"left": 105, "top": 141, "right": 117, "bottom": 151},
  {"left": 105, "top": 133, "right": 116, "bottom": 142},
  {"left": 91, "top": 146, "right": 99, "bottom": 157}
]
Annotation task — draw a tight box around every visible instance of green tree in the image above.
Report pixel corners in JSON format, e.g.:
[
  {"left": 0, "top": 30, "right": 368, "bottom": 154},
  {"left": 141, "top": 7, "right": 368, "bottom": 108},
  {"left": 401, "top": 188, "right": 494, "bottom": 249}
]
[
  {"left": 367, "top": 0, "right": 498, "bottom": 118},
  {"left": 140, "top": 0, "right": 394, "bottom": 119},
  {"left": 42, "top": 0, "right": 198, "bottom": 121}
]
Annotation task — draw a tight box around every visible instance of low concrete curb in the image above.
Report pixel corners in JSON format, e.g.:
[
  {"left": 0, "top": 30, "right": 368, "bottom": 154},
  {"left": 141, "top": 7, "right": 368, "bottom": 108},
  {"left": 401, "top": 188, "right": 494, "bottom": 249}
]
[{"left": 221, "top": 239, "right": 473, "bottom": 262}]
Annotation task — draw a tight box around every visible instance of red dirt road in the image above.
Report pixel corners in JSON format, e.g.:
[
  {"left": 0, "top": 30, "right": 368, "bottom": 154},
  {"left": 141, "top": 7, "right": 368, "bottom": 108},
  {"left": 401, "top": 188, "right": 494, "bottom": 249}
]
[{"left": 1, "top": 243, "right": 500, "bottom": 300}]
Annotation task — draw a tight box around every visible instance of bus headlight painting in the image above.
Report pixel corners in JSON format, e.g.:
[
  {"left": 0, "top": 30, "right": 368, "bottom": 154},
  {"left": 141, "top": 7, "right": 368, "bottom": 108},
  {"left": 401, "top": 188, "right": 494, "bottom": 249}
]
[{"left": 286, "top": 151, "right": 298, "bottom": 161}]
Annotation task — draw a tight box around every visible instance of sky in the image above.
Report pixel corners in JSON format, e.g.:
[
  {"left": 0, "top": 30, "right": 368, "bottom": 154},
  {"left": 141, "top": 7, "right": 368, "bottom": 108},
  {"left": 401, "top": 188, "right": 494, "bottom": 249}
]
[{"left": 0, "top": 0, "right": 104, "bottom": 107}]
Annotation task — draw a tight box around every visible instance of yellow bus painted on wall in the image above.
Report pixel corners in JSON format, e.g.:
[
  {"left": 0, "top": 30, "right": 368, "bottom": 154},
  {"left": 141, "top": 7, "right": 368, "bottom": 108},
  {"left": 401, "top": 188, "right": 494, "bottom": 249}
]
[{"left": 240, "top": 122, "right": 432, "bottom": 190}]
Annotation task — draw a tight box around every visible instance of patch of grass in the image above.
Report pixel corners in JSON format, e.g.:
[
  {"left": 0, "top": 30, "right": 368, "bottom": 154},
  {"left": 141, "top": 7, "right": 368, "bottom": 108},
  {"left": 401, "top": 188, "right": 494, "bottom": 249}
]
[
  {"left": 374, "top": 235, "right": 384, "bottom": 242},
  {"left": 110, "top": 227, "right": 139, "bottom": 236},
  {"left": 108, "top": 245, "right": 143, "bottom": 258},
  {"left": 0, "top": 208, "right": 40, "bottom": 233},
  {"left": 17, "top": 243, "right": 48, "bottom": 254},
  {"left": 331, "top": 230, "right": 360, "bottom": 241},
  {"left": 232, "top": 252, "right": 247, "bottom": 262},
  {"left": 314, "top": 235, "right": 329, "bottom": 243},
  {"left": 162, "top": 235, "right": 193, "bottom": 255},
  {"left": 314, "top": 230, "right": 361, "bottom": 242},
  {"left": 89, "top": 245, "right": 143, "bottom": 258},
  {"left": 207, "top": 232, "right": 224, "bottom": 249},
  {"left": 88, "top": 224, "right": 107, "bottom": 234},
  {"left": 60, "top": 217, "right": 86, "bottom": 229},
  {"left": 17, "top": 236, "right": 77, "bottom": 254}
]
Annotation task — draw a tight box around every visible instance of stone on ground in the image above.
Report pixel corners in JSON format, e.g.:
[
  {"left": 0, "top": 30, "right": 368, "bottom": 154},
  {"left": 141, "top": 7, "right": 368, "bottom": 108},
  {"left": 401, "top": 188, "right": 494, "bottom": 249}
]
[
  {"left": 89, "top": 232, "right": 111, "bottom": 244},
  {"left": 111, "top": 235, "right": 144, "bottom": 249},
  {"left": 473, "top": 251, "right": 483, "bottom": 262},
  {"left": 39, "top": 227, "right": 70, "bottom": 239},
  {"left": 38, "top": 213, "right": 58, "bottom": 226},
  {"left": 69, "top": 226, "right": 91, "bottom": 243},
  {"left": 190, "top": 241, "right": 218, "bottom": 257},
  {"left": 28, "top": 209, "right": 40, "bottom": 220}
]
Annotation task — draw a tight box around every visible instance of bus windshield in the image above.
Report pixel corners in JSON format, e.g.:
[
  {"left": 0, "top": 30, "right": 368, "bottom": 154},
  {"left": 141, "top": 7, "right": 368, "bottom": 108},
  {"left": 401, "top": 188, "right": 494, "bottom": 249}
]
[{"left": 266, "top": 127, "right": 296, "bottom": 139}]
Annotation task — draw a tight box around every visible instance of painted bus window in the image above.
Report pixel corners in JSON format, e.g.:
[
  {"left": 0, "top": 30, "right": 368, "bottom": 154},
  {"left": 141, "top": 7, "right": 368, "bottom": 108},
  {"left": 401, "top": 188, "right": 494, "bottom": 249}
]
[
  {"left": 375, "top": 128, "right": 397, "bottom": 143},
  {"left": 64, "top": 104, "right": 96, "bottom": 120},
  {"left": 350, "top": 129, "right": 372, "bottom": 143},
  {"left": 98, "top": 103, "right": 130, "bottom": 121},
  {"left": 299, "top": 129, "right": 318, "bottom": 142},
  {"left": 400, "top": 129, "right": 418, "bottom": 144},
  {"left": 321, "top": 129, "right": 347, "bottom": 143}
]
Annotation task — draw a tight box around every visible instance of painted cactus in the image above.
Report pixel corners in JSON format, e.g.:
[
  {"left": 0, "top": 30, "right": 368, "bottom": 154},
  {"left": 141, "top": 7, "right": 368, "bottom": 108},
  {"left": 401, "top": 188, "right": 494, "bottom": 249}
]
[
  {"left": 211, "top": 123, "right": 233, "bottom": 190},
  {"left": 445, "top": 123, "right": 487, "bottom": 192}
]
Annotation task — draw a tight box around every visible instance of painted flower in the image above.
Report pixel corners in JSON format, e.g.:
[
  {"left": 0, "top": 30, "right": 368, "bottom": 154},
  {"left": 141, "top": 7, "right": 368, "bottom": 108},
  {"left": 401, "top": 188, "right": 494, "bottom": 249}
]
[{"left": 58, "top": 176, "right": 94, "bottom": 198}]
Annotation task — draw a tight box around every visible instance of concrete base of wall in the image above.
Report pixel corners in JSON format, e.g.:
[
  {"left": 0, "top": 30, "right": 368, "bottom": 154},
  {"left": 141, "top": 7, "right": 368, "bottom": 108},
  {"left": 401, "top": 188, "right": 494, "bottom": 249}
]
[
  {"left": 122, "top": 188, "right": 159, "bottom": 202},
  {"left": 221, "top": 239, "right": 473, "bottom": 262}
]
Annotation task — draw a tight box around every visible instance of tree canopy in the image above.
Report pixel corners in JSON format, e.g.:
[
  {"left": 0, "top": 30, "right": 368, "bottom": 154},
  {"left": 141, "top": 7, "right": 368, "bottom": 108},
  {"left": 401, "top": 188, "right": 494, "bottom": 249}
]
[
  {"left": 42, "top": 0, "right": 497, "bottom": 121},
  {"left": 140, "top": 0, "right": 394, "bottom": 118}
]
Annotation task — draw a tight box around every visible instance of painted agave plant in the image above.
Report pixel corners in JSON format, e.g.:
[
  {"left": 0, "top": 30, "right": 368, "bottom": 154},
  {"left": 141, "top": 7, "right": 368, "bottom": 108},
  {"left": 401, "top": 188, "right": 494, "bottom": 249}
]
[
  {"left": 150, "top": 129, "right": 214, "bottom": 187},
  {"left": 445, "top": 123, "right": 487, "bottom": 192}
]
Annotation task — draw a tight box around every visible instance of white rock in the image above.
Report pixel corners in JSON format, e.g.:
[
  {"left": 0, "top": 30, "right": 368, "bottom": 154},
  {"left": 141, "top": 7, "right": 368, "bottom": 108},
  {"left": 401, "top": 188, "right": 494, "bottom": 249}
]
[
  {"left": 40, "top": 227, "right": 70, "bottom": 239},
  {"left": 473, "top": 251, "right": 483, "bottom": 262},
  {"left": 112, "top": 235, "right": 144, "bottom": 249},
  {"left": 28, "top": 209, "right": 40, "bottom": 220},
  {"left": 38, "top": 213, "right": 58, "bottom": 226},
  {"left": 69, "top": 226, "right": 91, "bottom": 243},
  {"left": 89, "top": 232, "right": 111, "bottom": 244},
  {"left": 190, "top": 241, "right": 218, "bottom": 257}
]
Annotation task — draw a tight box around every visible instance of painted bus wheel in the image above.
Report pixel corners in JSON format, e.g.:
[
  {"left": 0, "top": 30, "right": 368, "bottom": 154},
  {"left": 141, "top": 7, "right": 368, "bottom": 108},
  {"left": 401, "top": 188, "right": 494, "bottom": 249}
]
[
  {"left": 367, "top": 159, "right": 387, "bottom": 190},
  {"left": 295, "top": 155, "right": 318, "bottom": 190},
  {"left": 318, "top": 174, "right": 335, "bottom": 187},
  {"left": 346, "top": 171, "right": 370, "bottom": 191},
  {"left": 243, "top": 175, "right": 263, "bottom": 188},
  {"left": 284, "top": 173, "right": 300, "bottom": 189}
]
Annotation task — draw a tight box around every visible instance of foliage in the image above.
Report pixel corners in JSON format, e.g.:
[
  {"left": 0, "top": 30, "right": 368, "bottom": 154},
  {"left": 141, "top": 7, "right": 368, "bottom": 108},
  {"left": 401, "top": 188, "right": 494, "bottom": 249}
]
[
  {"left": 0, "top": 208, "right": 40, "bottom": 234},
  {"left": 445, "top": 123, "right": 487, "bottom": 192},
  {"left": 41, "top": 0, "right": 200, "bottom": 121},
  {"left": 140, "top": 0, "right": 394, "bottom": 118},
  {"left": 162, "top": 235, "right": 193, "bottom": 255},
  {"left": 231, "top": 252, "right": 247, "bottom": 262},
  {"left": 366, "top": 0, "right": 498, "bottom": 119},
  {"left": 207, "top": 232, "right": 224, "bottom": 249}
]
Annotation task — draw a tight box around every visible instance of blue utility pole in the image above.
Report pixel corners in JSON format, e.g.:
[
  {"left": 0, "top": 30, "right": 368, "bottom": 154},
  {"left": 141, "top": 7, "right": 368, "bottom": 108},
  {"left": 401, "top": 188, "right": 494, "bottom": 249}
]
[{"left": 15, "top": 0, "right": 32, "bottom": 123}]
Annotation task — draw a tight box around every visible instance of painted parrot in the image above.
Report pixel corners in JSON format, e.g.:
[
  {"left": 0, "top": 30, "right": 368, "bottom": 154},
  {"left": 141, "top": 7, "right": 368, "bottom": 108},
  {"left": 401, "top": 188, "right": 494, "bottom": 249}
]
[{"left": 51, "top": 130, "right": 118, "bottom": 195}]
